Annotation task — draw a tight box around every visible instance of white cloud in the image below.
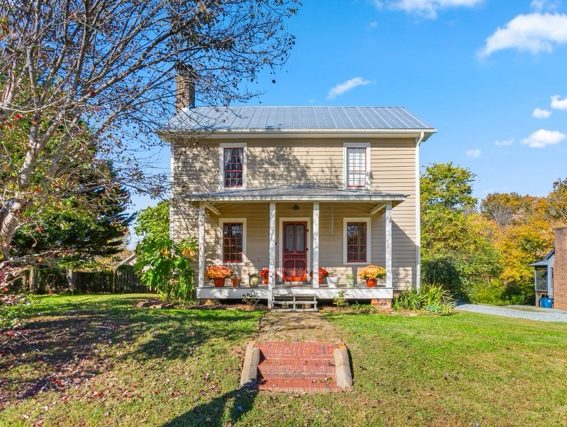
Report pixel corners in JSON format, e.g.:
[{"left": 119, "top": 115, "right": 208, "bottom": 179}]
[
  {"left": 533, "top": 108, "right": 552, "bottom": 118},
  {"left": 466, "top": 148, "right": 482, "bottom": 158},
  {"left": 479, "top": 13, "right": 567, "bottom": 58},
  {"left": 551, "top": 94, "right": 567, "bottom": 110},
  {"left": 522, "top": 129, "right": 566, "bottom": 148},
  {"left": 372, "top": 0, "right": 483, "bottom": 19},
  {"left": 495, "top": 138, "right": 514, "bottom": 146},
  {"left": 530, "top": 0, "right": 561, "bottom": 13},
  {"left": 327, "top": 77, "right": 372, "bottom": 100},
  {"left": 368, "top": 20, "right": 378, "bottom": 28}
]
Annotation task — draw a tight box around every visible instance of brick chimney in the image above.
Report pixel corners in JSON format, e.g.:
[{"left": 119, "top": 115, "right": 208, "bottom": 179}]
[
  {"left": 554, "top": 227, "right": 567, "bottom": 310},
  {"left": 175, "top": 64, "right": 196, "bottom": 111}
]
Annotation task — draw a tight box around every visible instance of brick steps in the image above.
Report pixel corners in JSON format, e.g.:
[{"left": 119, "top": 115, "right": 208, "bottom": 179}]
[{"left": 256, "top": 341, "right": 341, "bottom": 393}]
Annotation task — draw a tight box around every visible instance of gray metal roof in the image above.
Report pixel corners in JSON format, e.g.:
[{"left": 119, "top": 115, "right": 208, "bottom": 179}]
[
  {"left": 531, "top": 250, "right": 555, "bottom": 267},
  {"left": 164, "top": 106, "right": 435, "bottom": 137},
  {"left": 185, "top": 185, "right": 408, "bottom": 202}
]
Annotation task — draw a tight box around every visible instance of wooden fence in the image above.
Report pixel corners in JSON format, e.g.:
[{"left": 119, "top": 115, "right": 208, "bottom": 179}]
[
  {"left": 74, "top": 266, "right": 146, "bottom": 293},
  {"left": 22, "top": 265, "right": 148, "bottom": 294}
]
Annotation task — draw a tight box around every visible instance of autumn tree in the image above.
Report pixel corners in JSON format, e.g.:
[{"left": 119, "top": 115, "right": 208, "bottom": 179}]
[{"left": 0, "top": 0, "right": 299, "bottom": 276}]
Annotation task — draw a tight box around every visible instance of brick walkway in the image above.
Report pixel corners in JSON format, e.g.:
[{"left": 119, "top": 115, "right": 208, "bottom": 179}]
[{"left": 253, "top": 311, "right": 346, "bottom": 393}]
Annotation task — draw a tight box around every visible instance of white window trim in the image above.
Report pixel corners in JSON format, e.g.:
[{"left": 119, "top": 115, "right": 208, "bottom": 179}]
[
  {"left": 219, "top": 142, "right": 247, "bottom": 190},
  {"left": 218, "top": 218, "right": 247, "bottom": 266},
  {"left": 343, "top": 217, "right": 372, "bottom": 265},
  {"left": 343, "top": 142, "right": 371, "bottom": 190},
  {"left": 278, "top": 217, "right": 312, "bottom": 282}
]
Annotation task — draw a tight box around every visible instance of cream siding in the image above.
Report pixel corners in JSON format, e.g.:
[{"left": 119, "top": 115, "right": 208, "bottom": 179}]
[{"left": 171, "top": 137, "right": 418, "bottom": 289}]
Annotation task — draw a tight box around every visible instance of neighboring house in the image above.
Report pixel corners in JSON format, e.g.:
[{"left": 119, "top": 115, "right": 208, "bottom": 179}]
[
  {"left": 533, "top": 227, "right": 567, "bottom": 310},
  {"left": 532, "top": 250, "right": 554, "bottom": 307},
  {"left": 160, "top": 77, "right": 436, "bottom": 307}
]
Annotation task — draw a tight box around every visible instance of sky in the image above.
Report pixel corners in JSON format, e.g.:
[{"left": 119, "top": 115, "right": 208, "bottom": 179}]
[{"left": 130, "top": 0, "right": 567, "bottom": 219}]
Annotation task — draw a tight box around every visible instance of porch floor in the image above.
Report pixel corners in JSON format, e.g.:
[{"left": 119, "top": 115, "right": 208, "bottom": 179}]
[{"left": 196, "top": 283, "right": 394, "bottom": 300}]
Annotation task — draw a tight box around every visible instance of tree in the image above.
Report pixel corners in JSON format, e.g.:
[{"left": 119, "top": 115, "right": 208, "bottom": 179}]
[
  {"left": 12, "top": 162, "right": 133, "bottom": 268},
  {"left": 421, "top": 163, "right": 501, "bottom": 298},
  {"left": 134, "top": 201, "right": 197, "bottom": 300},
  {"left": 547, "top": 177, "right": 567, "bottom": 222},
  {"left": 421, "top": 162, "right": 476, "bottom": 212},
  {"left": 0, "top": 0, "right": 299, "bottom": 267},
  {"left": 481, "top": 192, "right": 531, "bottom": 228}
]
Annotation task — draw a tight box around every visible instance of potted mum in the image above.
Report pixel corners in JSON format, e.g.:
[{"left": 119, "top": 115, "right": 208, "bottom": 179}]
[
  {"left": 310, "top": 267, "right": 329, "bottom": 285},
  {"left": 207, "top": 265, "right": 233, "bottom": 287},
  {"left": 249, "top": 273, "right": 260, "bottom": 287},
  {"left": 357, "top": 265, "right": 386, "bottom": 288},
  {"left": 260, "top": 267, "right": 270, "bottom": 285}
]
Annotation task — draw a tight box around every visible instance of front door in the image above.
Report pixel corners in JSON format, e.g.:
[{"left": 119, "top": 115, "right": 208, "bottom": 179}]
[{"left": 282, "top": 222, "right": 308, "bottom": 282}]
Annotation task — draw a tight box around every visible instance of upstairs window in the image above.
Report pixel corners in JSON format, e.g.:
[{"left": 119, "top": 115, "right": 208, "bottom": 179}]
[
  {"left": 222, "top": 222, "right": 244, "bottom": 263},
  {"left": 344, "top": 143, "right": 370, "bottom": 189},
  {"left": 223, "top": 147, "right": 244, "bottom": 188}
]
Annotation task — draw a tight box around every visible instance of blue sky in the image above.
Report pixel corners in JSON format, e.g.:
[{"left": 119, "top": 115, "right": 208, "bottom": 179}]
[{"left": 131, "top": 0, "right": 567, "bottom": 219}]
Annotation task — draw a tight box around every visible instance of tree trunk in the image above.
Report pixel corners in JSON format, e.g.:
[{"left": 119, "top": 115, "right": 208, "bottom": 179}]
[{"left": 0, "top": 200, "right": 26, "bottom": 261}]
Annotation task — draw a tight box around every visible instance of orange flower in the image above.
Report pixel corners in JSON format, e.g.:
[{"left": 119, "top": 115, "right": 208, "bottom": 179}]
[
  {"left": 358, "top": 265, "right": 386, "bottom": 280},
  {"left": 207, "top": 265, "right": 233, "bottom": 279}
]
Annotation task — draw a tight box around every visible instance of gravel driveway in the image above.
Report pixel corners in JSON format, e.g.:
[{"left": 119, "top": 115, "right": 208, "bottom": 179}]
[{"left": 456, "top": 304, "right": 567, "bottom": 323}]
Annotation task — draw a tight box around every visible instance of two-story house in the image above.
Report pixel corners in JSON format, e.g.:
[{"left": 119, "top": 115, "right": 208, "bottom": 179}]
[{"left": 161, "top": 79, "right": 436, "bottom": 308}]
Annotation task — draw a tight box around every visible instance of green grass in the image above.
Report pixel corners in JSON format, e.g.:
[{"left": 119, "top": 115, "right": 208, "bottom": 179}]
[{"left": 2, "top": 295, "right": 567, "bottom": 426}]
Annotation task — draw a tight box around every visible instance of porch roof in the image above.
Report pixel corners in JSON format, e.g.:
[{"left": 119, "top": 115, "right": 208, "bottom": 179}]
[{"left": 186, "top": 185, "right": 408, "bottom": 202}]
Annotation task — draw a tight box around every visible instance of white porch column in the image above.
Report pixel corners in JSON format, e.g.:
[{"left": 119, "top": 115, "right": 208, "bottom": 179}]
[
  {"left": 385, "top": 201, "right": 393, "bottom": 288},
  {"left": 198, "top": 202, "right": 206, "bottom": 288},
  {"left": 312, "top": 202, "right": 320, "bottom": 288},
  {"left": 268, "top": 202, "right": 276, "bottom": 306}
]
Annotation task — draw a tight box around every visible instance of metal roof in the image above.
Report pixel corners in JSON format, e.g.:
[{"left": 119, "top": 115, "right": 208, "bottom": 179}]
[
  {"left": 531, "top": 250, "right": 555, "bottom": 267},
  {"left": 164, "top": 106, "right": 436, "bottom": 137},
  {"left": 184, "top": 185, "right": 408, "bottom": 202}
]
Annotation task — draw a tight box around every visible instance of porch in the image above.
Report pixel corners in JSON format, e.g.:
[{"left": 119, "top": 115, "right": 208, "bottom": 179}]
[{"left": 191, "top": 186, "right": 409, "bottom": 306}]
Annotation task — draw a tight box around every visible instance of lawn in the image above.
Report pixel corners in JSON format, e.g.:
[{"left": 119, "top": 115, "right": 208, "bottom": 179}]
[{"left": 1, "top": 295, "right": 567, "bottom": 426}]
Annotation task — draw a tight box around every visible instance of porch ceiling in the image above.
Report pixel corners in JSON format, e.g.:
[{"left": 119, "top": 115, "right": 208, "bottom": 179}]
[{"left": 185, "top": 185, "right": 408, "bottom": 203}]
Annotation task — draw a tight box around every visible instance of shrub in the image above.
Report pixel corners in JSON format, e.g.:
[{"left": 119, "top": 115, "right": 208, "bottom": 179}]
[
  {"left": 332, "top": 290, "right": 348, "bottom": 307},
  {"left": 469, "top": 281, "right": 506, "bottom": 305},
  {"left": 350, "top": 303, "right": 378, "bottom": 314},
  {"left": 393, "top": 283, "right": 454, "bottom": 315},
  {"left": 135, "top": 236, "right": 196, "bottom": 301},
  {"left": 469, "top": 281, "right": 535, "bottom": 306}
]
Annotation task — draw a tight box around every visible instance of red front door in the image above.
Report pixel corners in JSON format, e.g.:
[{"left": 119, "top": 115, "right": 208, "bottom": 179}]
[{"left": 282, "top": 222, "right": 308, "bottom": 282}]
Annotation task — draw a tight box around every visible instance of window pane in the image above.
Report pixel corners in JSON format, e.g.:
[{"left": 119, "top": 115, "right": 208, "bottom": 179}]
[
  {"left": 295, "top": 225, "right": 305, "bottom": 251},
  {"left": 224, "top": 148, "right": 243, "bottom": 188},
  {"left": 346, "top": 222, "right": 367, "bottom": 263},
  {"left": 347, "top": 147, "right": 367, "bottom": 188},
  {"left": 223, "top": 223, "right": 243, "bottom": 262},
  {"left": 285, "top": 225, "right": 294, "bottom": 252}
]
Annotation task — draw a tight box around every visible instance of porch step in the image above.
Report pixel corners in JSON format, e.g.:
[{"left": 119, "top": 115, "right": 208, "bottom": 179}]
[
  {"left": 257, "top": 341, "right": 341, "bottom": 393},
  {"left": 271, "top": 294, "right": 318, "bottom": 311}
]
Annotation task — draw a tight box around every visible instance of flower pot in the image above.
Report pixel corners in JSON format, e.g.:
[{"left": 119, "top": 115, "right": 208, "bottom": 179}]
[
  {"left": 262, "top": 277, "right": 269, "bottom": 285},
  {"left": 231, "top": 277, "right": 241, "bottom": 288},
  {"left": 365, "top": 278, "right": 377, "bottom": 288},
  {"left": 249, "top": 276, "right": 260, "bottom": 287},
  {"left": 327, "top": 276, "right": 339, "bottom": 288},
  {"left": 213, "top": 278, "right": 226, "bottom": 287},
  {"left": 346, "top": 276, "right": 355, "bottom": 288}
]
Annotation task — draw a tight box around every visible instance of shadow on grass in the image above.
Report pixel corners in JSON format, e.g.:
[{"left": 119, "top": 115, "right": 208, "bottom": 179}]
[
  {"left": 0, "top": 295, "right": 260, "bottom": 409},
  {"left": 163, "top": 385, "right": 258, "bottom": 427}
]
